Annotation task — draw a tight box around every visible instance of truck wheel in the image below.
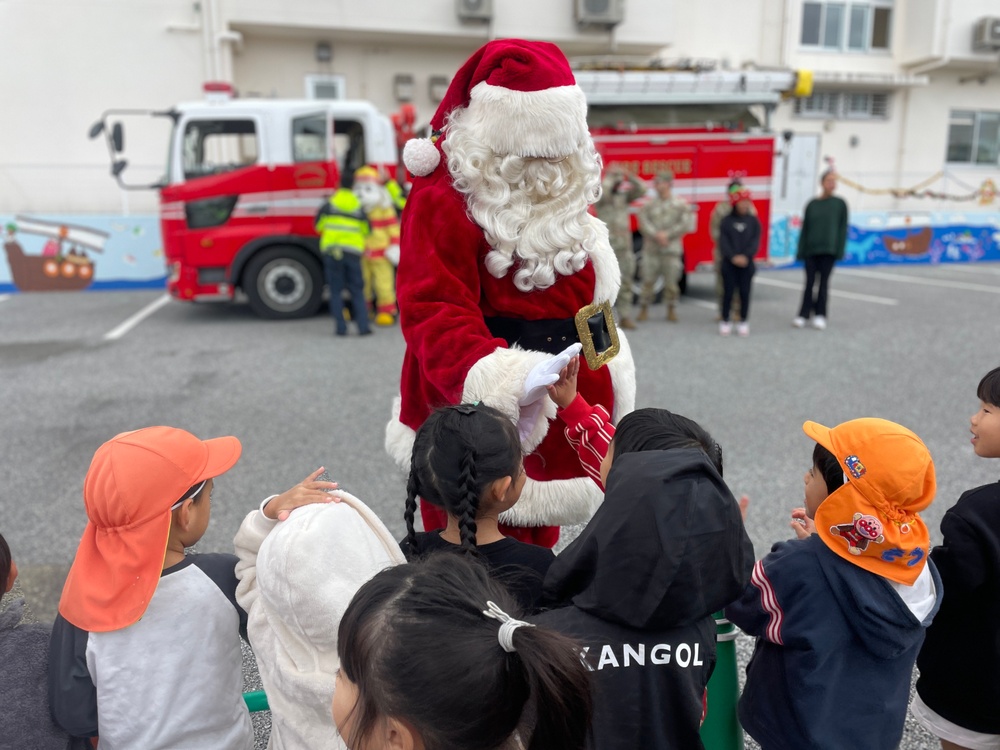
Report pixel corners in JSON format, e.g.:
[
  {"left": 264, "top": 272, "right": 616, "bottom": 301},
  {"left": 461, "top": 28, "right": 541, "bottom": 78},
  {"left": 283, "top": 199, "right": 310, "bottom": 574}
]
[{"left": 243, "top": 246, "right": 323, "bottom": 319}]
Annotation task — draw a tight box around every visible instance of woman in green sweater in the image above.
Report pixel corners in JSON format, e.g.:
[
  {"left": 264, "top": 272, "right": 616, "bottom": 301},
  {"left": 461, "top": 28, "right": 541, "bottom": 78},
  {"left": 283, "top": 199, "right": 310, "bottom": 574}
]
[{"left": 794, "top": 170, "right": 848, "bottom": 330}]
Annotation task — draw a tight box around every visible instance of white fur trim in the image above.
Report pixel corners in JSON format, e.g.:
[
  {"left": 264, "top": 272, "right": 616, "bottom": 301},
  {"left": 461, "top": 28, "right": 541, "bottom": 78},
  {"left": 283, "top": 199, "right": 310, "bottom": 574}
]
[
  {"left": 403, "top": 138, "right": 441, "bottom": 177},
  {"left": 462, "top": 347, "right": 556, "bottom": 454},
  {"left": 499, "top": 475, "right": 604, "bottom": 527},
  {"left": 586, "top": 214, "right": 621, "bottom": 305},
  {"left": 385, "top": 396, "right": 416, "bottom": 472},
  {"left": 465, "top": 81, "right": 589, "bottom": 158},
  {"left": 608, "top": 330, "right": 636, "bottom": 422}
]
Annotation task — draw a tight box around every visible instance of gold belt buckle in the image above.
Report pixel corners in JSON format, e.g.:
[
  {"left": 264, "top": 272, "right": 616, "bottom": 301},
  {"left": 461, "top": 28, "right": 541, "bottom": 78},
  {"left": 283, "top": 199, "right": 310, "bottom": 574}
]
[{"left": 574, "top": 300, "right": 620, "bottom": 371}]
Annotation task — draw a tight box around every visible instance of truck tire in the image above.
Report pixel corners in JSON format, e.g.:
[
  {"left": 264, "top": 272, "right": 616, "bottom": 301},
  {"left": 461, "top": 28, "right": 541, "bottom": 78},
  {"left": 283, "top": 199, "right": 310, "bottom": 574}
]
[{"left": 243, "top": 246, "right": 324, "bottom": 320}]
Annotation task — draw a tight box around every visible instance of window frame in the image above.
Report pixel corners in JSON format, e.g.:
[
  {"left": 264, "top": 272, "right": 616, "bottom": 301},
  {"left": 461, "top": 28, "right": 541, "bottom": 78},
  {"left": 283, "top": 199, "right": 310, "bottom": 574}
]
[
  {"left": 305, "top": 74, "right": 346, "bottom": 100},
  {"left": 179, "top": 117, "right": 261, "bottom": 181},
  {"left": 800, "top": 0, "right": 892, "bottom": 53},
  {"left": 794, "top": 90, "right": 890, "bottom": 121},
  {"left": 946, "top": 109, "right": 1000, "bottom": 166}
]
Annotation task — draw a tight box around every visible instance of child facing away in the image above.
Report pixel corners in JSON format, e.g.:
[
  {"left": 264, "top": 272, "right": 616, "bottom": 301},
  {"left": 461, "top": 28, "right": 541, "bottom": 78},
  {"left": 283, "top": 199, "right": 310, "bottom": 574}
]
[
  {"left": 717, "top": 187, "right": 761, "bottom": 337},
  {"left": 233, "top": 469, "right": 406, "bottom": 750},
  {"left": 333, "top": 551, "right": 593, "bottom": 750},
  {"left": 48, "top": 426, "right": 252, "bottom": 750},
  {"left": 727, "top": 418, "right": 943, "bottom": 750},
  {"left": 912, "top": 366, "right": 1000, "bottom": 750},
  {"left": 1, "top": 532, "right": 88, "bottom": 749},
  {"left": 532, "top": 408, "right": 754, "bottom": 750},
  {"left": 400, "top": 403, "right": 556, "bottom": 611}
]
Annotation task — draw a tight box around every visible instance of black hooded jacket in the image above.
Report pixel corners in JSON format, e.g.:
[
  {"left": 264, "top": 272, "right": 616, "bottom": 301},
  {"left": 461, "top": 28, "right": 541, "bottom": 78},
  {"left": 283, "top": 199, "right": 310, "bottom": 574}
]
[{"left": 532, "top": 449, "right": 755, "bottom": 750}]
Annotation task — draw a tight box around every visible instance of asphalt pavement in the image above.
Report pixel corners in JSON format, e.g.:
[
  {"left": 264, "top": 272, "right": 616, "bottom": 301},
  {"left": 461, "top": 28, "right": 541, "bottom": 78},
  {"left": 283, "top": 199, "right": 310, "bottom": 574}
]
[{"left": 2, "top": 260, "right": 999, "bottom": 748}]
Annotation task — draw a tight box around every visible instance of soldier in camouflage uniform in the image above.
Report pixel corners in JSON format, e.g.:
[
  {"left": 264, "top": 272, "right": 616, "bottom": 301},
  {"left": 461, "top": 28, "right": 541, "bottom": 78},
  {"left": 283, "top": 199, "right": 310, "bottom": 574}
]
[
  {"left": 596, "top": 167, "right": 646, "bottom": 329},
  {"left": 638, "top": 171, "right": 693, "bottom": 322}
]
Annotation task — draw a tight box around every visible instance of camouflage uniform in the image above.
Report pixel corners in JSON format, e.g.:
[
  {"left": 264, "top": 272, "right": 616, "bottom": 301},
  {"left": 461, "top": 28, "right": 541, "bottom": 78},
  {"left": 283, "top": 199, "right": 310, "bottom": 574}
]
[
  {"left": 638, "top": 174, "right": 693, "bottom": 319},
  {"left": 596, "top": 171, "right": 646, "bottom": 325}
]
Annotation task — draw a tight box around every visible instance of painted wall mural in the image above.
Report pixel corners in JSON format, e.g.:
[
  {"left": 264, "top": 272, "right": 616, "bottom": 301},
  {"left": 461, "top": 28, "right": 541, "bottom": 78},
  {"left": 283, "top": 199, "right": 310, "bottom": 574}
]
[
  {"left": 1, "top": 215, "right": 166, "bottom": 294},
  {"left": 768, "top": 211, "right": 1000, "bottom": 267}
]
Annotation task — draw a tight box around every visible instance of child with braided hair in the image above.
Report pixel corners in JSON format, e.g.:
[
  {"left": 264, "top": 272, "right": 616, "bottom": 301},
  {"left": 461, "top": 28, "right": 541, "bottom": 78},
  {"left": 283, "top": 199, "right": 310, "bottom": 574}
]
[{"left": 400, "top": 403, "right": 555, "bottom": 611}]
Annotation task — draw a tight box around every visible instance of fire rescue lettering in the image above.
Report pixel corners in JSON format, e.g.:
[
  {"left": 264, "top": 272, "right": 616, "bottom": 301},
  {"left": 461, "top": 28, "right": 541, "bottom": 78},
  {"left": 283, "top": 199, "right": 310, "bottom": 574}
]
[
  {"left": 606, "top": 159, "right": 694, "bottom": 177},
  {"left": 580, "top": 642, "right": 704, "bottom": 671}
]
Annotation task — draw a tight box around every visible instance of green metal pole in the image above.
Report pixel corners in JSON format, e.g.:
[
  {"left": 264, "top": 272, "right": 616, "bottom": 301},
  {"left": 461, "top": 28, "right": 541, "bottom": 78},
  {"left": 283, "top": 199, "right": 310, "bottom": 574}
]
[
  {"left": 700, "top": 611, "right": 743, "bottom": 750},
  {"left": 243, "top": 690, "right": 270, "bottom": 713}
]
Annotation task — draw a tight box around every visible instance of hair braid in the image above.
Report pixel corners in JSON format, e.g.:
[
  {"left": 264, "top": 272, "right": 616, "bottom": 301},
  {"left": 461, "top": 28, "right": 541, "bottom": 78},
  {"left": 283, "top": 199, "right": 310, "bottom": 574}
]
[
  {"left": 403, "top": 467, "right": 420, "bottom": 556},
  {"left": 456, "top": 447, "right": 480, "bottom": 554}
]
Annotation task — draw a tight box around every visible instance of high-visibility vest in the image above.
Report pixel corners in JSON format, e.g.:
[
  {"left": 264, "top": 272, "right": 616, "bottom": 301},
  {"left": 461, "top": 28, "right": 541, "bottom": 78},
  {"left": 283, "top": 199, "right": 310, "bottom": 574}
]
[
  {"left": 315, "top": 189, "right": 368, "bottom": 259},
  {"left": 385, "top": 179, "right": 407, "bottom": 213}
]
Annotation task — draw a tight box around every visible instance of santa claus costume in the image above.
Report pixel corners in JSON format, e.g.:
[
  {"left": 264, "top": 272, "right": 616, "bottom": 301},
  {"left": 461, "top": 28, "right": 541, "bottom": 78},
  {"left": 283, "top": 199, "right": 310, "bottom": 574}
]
[{"left": 385, "top": 39, "right": 635, "bottom": 547}]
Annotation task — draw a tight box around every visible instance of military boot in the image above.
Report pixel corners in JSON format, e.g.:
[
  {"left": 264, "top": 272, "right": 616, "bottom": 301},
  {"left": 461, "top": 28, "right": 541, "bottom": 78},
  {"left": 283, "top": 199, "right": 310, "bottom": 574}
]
[
  {"left": 637, "top": 306, "right": 649, "bottom": 322},
  {"left": 667, "top": 304, "right": 678, "bottom": 323}
]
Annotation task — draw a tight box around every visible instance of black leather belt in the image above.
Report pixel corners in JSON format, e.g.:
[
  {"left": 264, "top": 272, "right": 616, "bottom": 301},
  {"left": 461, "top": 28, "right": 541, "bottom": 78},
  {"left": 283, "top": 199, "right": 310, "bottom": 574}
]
[{"left": 485, "top": 301, "right": 620, "bottom": 369}]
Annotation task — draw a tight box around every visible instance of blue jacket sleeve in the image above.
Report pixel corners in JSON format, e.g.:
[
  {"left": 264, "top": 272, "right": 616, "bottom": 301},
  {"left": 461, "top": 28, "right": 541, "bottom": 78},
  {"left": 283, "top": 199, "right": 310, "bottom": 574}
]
[{"left": 48, "top": 614, "right": 98, "bottom": 739}]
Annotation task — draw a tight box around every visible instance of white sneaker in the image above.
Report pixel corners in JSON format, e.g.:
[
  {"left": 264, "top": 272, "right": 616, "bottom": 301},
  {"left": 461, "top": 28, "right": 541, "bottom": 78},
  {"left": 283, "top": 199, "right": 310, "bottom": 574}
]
[
  {"left": 737, "top": 322, "right": 750, "bottom": 337},
  {"left": 719, "top": 321, "right": 732, "bottom": 337},
  {"left": 812, "top": 316, "right": 827, "bottom": 330},
  {"left": 792, "top": 317, "right": 806, "bottom": 328}
]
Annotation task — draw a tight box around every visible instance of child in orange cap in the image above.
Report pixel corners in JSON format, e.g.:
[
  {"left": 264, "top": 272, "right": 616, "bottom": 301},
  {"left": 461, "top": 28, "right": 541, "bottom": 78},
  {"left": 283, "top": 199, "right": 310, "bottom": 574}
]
[
  {"left": 727, "top": 417, "right": 943, "bottom": 750},
  {"left": 48, "top": 426, "right": 253, "bottom": 749},
  {"left": 913, "top": 366, "right": 1000, "bottom": 750}
]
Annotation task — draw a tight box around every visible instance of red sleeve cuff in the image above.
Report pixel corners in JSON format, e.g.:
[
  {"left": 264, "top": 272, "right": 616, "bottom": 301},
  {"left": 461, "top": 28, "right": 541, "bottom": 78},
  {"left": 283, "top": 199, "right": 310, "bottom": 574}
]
[{"left": 557, "top": 393, "right": 594, "bottom": 427}]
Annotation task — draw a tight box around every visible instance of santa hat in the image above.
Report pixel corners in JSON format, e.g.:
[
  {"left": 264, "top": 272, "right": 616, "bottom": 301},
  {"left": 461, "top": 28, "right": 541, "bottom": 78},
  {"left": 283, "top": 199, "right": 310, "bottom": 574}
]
[{"left": 402, "top": 39, "right": 589, "bottom": 177}]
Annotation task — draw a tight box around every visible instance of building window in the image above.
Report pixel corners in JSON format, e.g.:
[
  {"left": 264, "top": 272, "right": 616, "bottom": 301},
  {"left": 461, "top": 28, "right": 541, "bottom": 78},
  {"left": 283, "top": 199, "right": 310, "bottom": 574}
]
[
  {"left": 947, "top": 110, "right": 1000, "bottom": 165},
  {"left": 305, "top": 74, "right": 345, "bottom": 100},
  {"left": 801, "top": 1, "right": 891, "bottom": 51},
  {"left": 795, "top": 91, "right": 890, "bottom": 120}
]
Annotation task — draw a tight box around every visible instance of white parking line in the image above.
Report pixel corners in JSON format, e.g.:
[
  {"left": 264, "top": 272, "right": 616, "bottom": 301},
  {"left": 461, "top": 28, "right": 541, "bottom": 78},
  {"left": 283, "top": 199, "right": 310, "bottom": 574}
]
[
  {"left": 689, "top": 299, "right": 719, "bottom": 311},
  {"left": 755, "top": 276, "right": 899, "bottom": 305},
  {"left": 934, "top": 264, "right": 1000, "bottom": 277},
  {"left": 103, "top": 294, "right": 172, "bottom": 341},
  {"left": 0, "top": 294, "right": 10, "bottom": 303},
  {"left": 839, "top": 268, "right": 1000, "bottom": 294}
]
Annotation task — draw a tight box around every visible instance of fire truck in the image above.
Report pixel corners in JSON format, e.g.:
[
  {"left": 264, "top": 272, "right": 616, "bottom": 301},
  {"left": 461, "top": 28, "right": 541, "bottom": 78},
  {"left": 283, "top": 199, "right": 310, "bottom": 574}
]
[
  {"left": 576, "top": 66, "right": 812, "bottom": 278},
  {"left": 90, "top": 84, "right": 397, "bottom": 318}
]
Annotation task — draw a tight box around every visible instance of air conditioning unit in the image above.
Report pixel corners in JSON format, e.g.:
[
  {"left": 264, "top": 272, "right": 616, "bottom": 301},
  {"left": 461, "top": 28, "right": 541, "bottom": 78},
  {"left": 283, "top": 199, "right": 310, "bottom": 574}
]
[
  {"left": 456, "top": 0, "right": 492, "bottom": 23},
  {"left": 972, "top": 16, "right": 1000, "bottom": 52},
  {"left": 575, "top": 0, "right": 624, "bottom": 29}
]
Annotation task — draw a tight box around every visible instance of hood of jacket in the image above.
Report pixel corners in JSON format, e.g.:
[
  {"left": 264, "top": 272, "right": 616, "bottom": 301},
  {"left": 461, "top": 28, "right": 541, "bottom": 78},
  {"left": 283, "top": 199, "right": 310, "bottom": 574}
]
[
  {"left": 814, "top": 536, "right": 941, "bottom": 659},
  {"left": 543, "top": 449, "right": 754, "bottom": 629}
]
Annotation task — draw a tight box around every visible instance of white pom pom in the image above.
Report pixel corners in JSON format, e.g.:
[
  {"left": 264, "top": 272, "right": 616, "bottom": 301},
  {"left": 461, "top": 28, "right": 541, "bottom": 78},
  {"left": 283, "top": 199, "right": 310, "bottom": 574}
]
[{"left": 403, "top": 138, "right": 441, "bottom": 177}]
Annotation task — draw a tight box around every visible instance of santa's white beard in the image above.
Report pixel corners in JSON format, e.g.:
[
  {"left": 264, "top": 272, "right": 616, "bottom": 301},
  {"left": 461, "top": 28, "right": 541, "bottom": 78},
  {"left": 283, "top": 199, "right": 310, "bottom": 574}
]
[{"left": 443, "top": 109, "right": 605, "bottom": 293}]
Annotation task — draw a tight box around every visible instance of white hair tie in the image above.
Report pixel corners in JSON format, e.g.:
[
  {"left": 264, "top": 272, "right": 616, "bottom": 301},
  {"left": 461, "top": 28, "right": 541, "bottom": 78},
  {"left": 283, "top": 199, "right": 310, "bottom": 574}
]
[{"left": 483, "top": 600, "right": 535, "bottom": 653}]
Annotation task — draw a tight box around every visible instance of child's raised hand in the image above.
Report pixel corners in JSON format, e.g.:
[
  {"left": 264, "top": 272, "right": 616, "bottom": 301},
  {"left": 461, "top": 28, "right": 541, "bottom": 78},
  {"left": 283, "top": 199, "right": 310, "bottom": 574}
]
[
  {"left": 738, "top": 494, "right": 750, "bottom": 522},
  {"left": 264, "top": 467, "right": 340, "bottom": 521},
  {"left": 789, "top": 507, "right": 817, "bottom": 539},
  {"left": 546, "top": 355, "right": 581, "bottom": 409}
]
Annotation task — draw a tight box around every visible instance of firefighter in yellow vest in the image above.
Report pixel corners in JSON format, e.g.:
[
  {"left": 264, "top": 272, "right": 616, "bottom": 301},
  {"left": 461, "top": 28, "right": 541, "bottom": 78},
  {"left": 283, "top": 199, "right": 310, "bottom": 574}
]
[
  {"left": 315, "top": 173, "right": 371, "bottom": 336},
  {"left": 353, "top": 166, "right": 400, "bottom": 326}
]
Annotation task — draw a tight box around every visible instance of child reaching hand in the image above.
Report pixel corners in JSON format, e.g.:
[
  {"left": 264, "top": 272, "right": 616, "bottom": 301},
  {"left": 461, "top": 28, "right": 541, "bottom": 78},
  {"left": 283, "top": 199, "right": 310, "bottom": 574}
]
[
  {"left": 234, "top": 468, "right": 406, "bottom": 750},
  {"left": 912, "top": 366, "right": 1000, "bottom": 750},
  {"left": 401, "top": 403, "right": 555, "bottom": 611}
]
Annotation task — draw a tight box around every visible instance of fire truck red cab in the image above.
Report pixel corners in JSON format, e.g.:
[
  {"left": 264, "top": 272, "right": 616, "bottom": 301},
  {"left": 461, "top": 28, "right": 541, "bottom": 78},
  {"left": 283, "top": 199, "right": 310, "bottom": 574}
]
[{"left": 92, "top": 85, "right": 397, "bottom": 318}]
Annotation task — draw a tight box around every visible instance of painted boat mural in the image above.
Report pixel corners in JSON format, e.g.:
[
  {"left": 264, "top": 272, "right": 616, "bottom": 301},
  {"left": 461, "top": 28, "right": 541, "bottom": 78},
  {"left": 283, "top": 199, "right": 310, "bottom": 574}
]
[{"left": 3, "top": 216, "right": 108, "bottom": 291}]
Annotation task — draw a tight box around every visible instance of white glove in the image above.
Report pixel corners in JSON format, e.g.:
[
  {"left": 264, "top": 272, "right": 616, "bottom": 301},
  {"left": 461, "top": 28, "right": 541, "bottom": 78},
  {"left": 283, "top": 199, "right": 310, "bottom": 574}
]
[
  {"left": 384, "top": 243, "right": 400, "bottom": 266},
  {"left": 518, "top": 343, "right": 583, "bottom": 407}
]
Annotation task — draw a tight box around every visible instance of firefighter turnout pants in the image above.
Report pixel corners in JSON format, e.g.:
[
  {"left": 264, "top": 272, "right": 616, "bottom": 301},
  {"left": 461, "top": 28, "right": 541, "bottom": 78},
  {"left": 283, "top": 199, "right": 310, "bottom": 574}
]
[{"left": 362, "top": 255, "right": 396, "bottom": 317}]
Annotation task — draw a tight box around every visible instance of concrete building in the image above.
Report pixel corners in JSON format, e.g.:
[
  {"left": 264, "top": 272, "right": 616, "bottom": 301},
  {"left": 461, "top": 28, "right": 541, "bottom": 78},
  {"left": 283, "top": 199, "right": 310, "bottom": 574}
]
[{"left": 1, "top": 0, "right": 998, "bottom": 216}]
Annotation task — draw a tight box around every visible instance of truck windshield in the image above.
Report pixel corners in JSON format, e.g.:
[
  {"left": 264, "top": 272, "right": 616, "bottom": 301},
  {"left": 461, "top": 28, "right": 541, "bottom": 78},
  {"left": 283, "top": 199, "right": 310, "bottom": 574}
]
[{"left": 182, "top": 119, "right": 258, "bottom": 180}]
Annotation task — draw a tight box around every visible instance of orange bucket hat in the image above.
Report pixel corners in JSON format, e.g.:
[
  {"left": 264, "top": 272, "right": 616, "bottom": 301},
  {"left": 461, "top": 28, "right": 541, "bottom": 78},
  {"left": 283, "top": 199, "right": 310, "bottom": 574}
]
[
  {"left": 804, "top": 418, "right": 934, "bottom": 585},
  {"left": 58, "top": 426, "right": 242, "bottom": 632}
]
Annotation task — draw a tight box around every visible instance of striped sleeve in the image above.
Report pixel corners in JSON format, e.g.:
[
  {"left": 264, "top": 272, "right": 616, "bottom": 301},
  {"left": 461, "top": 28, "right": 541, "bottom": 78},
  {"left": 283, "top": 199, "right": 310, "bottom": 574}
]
[
  {"left": 726, "top": 543, "right": 798, "bottom": 645},
  {"left": 557, "top": 394, "right": 615, "bottom": 489}
]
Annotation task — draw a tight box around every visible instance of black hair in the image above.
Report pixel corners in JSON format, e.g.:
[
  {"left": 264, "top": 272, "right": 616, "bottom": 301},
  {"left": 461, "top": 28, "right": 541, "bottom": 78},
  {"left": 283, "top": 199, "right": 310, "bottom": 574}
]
[
  {"left": 813, "top": 443, "right": 844, "bottom": 494},
  {"left": 820, "top": 169, "right": 837, "bottom": 184},
  {"left": 337, "top": 553, "right": 592, "bottom": 750},
  {"left": 611, "top": 408, "right": 723, "bottom": 476},
  {"left": 0, "top": 532, "right": 10, "bottom": 591},
  {"left": 405, "top": 404, "right": 522, "bottom": 555},
  {"left": 977, "top": 366, "right": 1000, "bottom": 407},
  {"left": 176, "top": 480, "right": 208, "bottom": 507}
]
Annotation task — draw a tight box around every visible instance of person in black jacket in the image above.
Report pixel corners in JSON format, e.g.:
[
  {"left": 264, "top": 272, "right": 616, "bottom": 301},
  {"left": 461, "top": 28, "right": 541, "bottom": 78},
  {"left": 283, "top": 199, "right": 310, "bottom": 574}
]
[
  {"left": 912, "top": 365, "right": 1000, "bottom": 750},
  {"left": 532, "top": 409, "right": 754, "bottom": 750},
  {"left": 717, "top": 188, "right": 761, "bottom": 337}
]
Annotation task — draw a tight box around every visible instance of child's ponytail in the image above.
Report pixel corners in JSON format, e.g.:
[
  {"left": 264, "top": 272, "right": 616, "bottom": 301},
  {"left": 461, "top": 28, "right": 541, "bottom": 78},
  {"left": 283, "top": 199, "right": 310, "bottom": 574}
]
[
  {"left": 508, "top": 625, "right": 593, "bottom": 750},
  {"left": 403, "top": 466, "right": 420, "bottom": 553},
  {"left": 457, "top": 447, "right": 480, "bottom": 553}
]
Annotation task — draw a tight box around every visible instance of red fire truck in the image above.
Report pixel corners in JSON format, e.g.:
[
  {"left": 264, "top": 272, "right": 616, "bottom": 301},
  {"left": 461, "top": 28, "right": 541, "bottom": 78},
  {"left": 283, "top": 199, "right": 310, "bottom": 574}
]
[
  {"left": 577, "top": 67, "right": 811, "bottom": 276},
  {"left": 90, "top": 84, "right": 398, "bottom": 318}
]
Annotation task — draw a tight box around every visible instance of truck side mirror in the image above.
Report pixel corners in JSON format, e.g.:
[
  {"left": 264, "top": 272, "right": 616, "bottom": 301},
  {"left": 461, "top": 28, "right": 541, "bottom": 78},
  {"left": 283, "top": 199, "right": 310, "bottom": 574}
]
[
  {"left": 112, "top": 159, "right": 128, "bottom": 177},
  {"left": 88, "top": 121, "right": 105, "bottom": 139},
  {"left": 112, "top": 123, "right": 124, "bottom": 153}
]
